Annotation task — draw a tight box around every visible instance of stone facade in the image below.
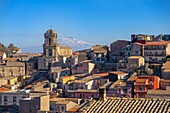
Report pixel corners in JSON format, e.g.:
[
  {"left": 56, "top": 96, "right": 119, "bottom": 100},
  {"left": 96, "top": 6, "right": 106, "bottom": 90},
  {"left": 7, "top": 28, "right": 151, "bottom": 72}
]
[
  {"left": 128, "top": 56, "right": 144, "bottom": 72},
  {"left": 38, "top": 29, "right": 72, "bottom": 70},
  {"left": 144, "top": 41, "right": 170, "bottom": 63},
  {"left": 0, "top": 61, "right": 25, "bottom": 77},
  {"left": 19, "top": 95, "right": 50, "bottom": 113}
]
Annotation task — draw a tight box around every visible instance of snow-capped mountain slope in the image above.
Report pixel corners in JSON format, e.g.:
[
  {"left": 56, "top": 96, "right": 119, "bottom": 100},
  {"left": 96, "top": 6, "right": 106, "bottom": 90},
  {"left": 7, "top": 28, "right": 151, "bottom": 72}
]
[
  {"left": 22, "top": 37, "right": 94, "bottom": 53},
  {"left": 58, "top": 36, "right": 94, "bottom": 50}
]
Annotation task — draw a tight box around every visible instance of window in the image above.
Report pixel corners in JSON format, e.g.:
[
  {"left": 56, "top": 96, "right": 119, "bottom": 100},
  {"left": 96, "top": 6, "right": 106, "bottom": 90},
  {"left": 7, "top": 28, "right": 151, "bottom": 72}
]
[
  {"left": 101, "top": 58, "right": 105, "bottom": 61},
  {"left": 13, "top": 96, "right": 17, "bottom": 102},
  {"left": 80, "top": 94, "right": 84, "bottom": 98},
  {"left": 49, "top": 38, "right": 51, "bottom": 45},
  {"left": 22, "top": 96, "right": 26, "bottom": 98},
  {"left": 96, "top": 58, "right": 100, "bottom": 61},
  {"left": 91, "top": 94, "right": 94, "bottom": 98},
  {"left": 155, "top": 51, "right": 157, "bottom": 55},
  {"left": 150, "top": 78, "right": 153, "bottom": 82},
  {"left": 62, "top": 106, "right": 65, "bottom": 111},
  {"left": 139, "top": 86, "right": 143, "bottom": 91},
  {"left": 4, "top": 96, "right": 7, "bottom": 102},
  {"left": 96, "top": 53, "right": 99, "bottom": 57},
  {"left": 49, "top": 49, "right": 52, "bottom": 56}
]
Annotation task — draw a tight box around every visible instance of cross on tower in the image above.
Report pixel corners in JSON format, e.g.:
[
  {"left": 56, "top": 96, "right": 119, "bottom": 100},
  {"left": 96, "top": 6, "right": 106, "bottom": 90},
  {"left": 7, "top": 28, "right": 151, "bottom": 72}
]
[{"left": 50, "top": 25, "right": 52, "bottom": 29}]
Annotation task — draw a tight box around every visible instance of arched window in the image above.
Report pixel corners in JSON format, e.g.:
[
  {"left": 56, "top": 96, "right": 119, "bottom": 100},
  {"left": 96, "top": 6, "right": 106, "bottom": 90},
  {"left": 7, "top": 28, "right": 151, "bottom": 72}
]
[{"left": 49, "top": 38, "right": 51, "bottom": 45}]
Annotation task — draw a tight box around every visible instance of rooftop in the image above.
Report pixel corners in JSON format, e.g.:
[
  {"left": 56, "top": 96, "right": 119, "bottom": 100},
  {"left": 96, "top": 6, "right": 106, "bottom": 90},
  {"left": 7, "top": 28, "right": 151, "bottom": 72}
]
[
  {"left": 145, "top": 41, "right": 170, "bottom": 46},
  {"left": 60, "top": 46, "right": 72, "bottom": 49},
  {"left": 109, "top": 71, "right": 128, "bottom": 75},
  {"left": 93, "top": 48, "right": 107, "bottom": 53},
  {"left": 160, "top": 79, "right": 170, "bottom": 83},
  {"left": 79, "top": 60, "right": 92, "bottom": 63},
  {"left": 0, "top": 87, "right": 11, "bottom": 92},
  {"left": 67, "top": 89, "right": 98, "bottom": 93},
  {"left": 135, "top": 78, "right": 148, "bottom": 83},
  {"left": 53, "top": 100, "right": 71, "bottom": 105},
  {"left": 6, "top": 61, "right": 25, "bottom": 67},
  {"left": 74, "top": 75, "right": 104, "bottom": 83},
  {"left": 0, "top": 52, "right": 5, "bottom": 56},
  {"left": 162, "top": 61, "right": 170, "bottom": 69},
  {"left": 127, "top": 76, "right": 138, "bottom": 82},
  {"left": 128, "top": 56, "right": 143, "bottom": 59},
  {"left": 50, "top": 97, "right": 80, "bottom": 102},
  {"left": 93, "top": 72, "right": 109, "bottom": 77},
  {"left": 3, "top": 58, "right": 19, "bottom": 61},
  {"left": 79, "top": 98, "right": 170, "bottom": 113},
  {"left": 147, "top": 90, "right": 170, "bottom": 95},
  {"left": 110, "top": 80, "right": 127, "bottom": 88}
]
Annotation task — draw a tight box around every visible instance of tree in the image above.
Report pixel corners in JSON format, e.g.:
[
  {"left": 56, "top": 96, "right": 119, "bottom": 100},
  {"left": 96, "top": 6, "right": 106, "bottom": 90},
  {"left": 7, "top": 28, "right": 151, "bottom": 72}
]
[{"left": 8, "top": 43, "right": 15, "bottom": 52}]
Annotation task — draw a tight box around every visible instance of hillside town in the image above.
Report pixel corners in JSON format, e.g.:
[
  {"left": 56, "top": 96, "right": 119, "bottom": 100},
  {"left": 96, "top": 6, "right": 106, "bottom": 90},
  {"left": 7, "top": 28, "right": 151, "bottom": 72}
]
[{"left": 0, "top": 29, "right": 170, "bottom": 113}]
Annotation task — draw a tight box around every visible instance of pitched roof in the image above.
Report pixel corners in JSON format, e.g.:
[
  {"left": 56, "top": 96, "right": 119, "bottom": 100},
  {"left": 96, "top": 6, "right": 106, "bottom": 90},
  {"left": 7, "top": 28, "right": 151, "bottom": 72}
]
[
  {"left": 67, "top": 89, "right": 98, "bottom": 93},
  {"left": 6, "top": 61, "right": 25, "bottom": 67},
  {"left": 134, "top": 42, "right": 144, "bottom": 45},
  {"left": 93, "top": 72, "right": 109, "bottom": 77},
  {"left": 68, "top": 107, "right": 79, "bottom": 112},
  {"left": 160, "top": 79, "right": 170, "bottom": 83},
  {"left": 54, "top": 100, "right": 71, "bottom": 105},
  {"left": 50, "top": 97, "right": 80, "bottom": 102},
  {"left": 79, "top": 60, "right": 92, "bottom": 63},
  {"left": 0, "top": 87, "right": 11, "bottom": 92},
  {"left": 61, "top": 75, "right": 73, "bottom": 79},
  {"left": 93, "top": 48, "right": 107, "bottom": 53},
  {"left": 79, "top": 98, "right": 170, "bottom": 113},
  {"left": 0, "top": 52, "right": 5, "bottom": 56},
  {"left": 145, "top": 41, "right": 170, "bottom": 46},
  {"left": 110, "top": 80, "right": 127, "bottom": 88},
  {"left": 14, "top": 48, "right": 21, "bottom": 51},
  {"left": 164, "top": 69, "right": 170, "bottom": 72},
  {"left": 127, "top": 76, "right": 138, "bottom": 82},
  {"left": 162, "top": 61, "right": 170, "bottom": 69},
  {"left": 3, "top": 58, "right": 19, "bottom": 61},
  {"left": 135, "top": 78, "right": 147, "bottom": 83},
  {"left": 147, "top": 90, "right": 170, "bottom": 95},
  {"left": 109, "top": 71, "right": 128, "bottom": 75},
  {"left": 60, "top": 46, "right": 72, "bottom": 49},
  {"left": 128, "top": 56, "right": 143, "bottom": 59}
]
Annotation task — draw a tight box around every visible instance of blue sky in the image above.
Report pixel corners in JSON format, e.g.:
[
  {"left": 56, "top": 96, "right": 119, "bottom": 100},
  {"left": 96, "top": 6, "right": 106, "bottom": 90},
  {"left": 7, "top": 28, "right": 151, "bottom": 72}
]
[{"left": 0, "top": 0, "right": 170, "bottom": 48}]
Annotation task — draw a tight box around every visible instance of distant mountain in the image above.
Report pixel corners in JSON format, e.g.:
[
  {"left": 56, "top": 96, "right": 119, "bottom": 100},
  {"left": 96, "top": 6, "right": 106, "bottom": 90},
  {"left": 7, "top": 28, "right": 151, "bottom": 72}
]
[
  {"left": 22, "top": 46, "right": 43, "bottom": 53},
  {"left": 22, "top": 37, "right": 94, "bottom": 53}
]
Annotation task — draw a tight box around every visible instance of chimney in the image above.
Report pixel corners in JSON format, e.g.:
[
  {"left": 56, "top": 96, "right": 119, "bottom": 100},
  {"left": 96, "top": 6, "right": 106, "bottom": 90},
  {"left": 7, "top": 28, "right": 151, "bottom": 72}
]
[{"left": 98, "top": 88, "right": 107, "bottom": 101}]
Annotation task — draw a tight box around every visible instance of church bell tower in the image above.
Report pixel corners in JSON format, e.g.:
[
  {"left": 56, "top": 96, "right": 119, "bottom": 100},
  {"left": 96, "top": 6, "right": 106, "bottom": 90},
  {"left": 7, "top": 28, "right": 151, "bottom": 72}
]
[{"left": 43, "top": 29, "right": 58, "bottom": 57}]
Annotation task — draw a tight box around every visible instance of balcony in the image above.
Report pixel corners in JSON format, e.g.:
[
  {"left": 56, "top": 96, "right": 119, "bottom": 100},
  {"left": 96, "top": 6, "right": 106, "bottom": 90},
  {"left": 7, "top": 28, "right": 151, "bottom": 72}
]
[
  {"left": 145, "top": 54, "right": 166, "bottom": 56},
  {"left": 144, "top": 48, "right": 165, "bottom": 50},
  {"left": 134, "top": 89, "right": 147, "bottom": 92}
]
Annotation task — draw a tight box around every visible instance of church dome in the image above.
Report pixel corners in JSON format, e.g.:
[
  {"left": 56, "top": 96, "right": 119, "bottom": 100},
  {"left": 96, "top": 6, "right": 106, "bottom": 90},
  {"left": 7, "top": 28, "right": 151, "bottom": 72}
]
[{"left": 46, "top": 29, "right": 56, "bottom": 34}]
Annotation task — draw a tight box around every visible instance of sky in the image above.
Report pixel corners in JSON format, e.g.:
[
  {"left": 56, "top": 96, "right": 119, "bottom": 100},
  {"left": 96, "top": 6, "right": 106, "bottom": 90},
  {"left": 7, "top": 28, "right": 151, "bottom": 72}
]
[{"left": 0, "top": 0, "right": 170, "bottom": 49}]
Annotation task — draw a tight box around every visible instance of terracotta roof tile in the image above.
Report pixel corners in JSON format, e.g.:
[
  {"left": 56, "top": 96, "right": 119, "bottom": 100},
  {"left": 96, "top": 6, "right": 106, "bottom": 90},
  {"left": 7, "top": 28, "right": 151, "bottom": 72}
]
[
  {"left": 93, "top": 72, "right": 109, "bottom": 77},
  {"left": 109, "top": 71, "right": 128, "bottom": 75},
  {"left": 68, "top": 107, "right": 79, "bottom": 112},
  {"left": 79, "top": 98, "right": 170, "bottom": 113},
  {"left": 0, "top": 52, "right": 5, "bottom": 56},
  {"left": 145, "top": 41, "right": 170, "bottom": 46},
  {"left": 128, "top": 56, "right": 143, "bottom": 59},
  {"left": 3, "top": 58, "right": 19, "bottom": 61},
  {"left": 127, "top": 76, "right": 138, "bottom": 81},
  {"left": 162, "top": 61, "right": 170, "bottom": 69},
  {"left": 0, "top": 87, "right": 11, "bottom": 92},
  {"left": 60, "top": 46, "right": 72, "bottom": 49},
  {"left": 135, "top": 78, "right": 147, "bottom": 83}
]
